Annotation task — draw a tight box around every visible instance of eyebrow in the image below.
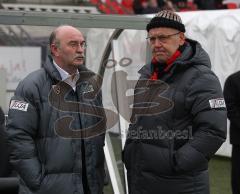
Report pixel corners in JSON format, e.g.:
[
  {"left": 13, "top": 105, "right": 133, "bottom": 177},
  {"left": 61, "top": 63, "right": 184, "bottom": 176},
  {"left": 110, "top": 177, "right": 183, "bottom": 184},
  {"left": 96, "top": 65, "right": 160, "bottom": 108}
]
[
  {"left": 68, "top": 40, "right": 85, "bottom": 43},
  {"left": 148, "top": 32, "right": 179, "bottom": 36}
]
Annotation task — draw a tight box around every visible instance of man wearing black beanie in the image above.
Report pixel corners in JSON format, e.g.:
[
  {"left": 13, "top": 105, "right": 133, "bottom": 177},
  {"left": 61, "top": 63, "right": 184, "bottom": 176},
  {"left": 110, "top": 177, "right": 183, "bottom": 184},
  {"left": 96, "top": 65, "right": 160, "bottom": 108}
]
[{"left": 123, "top": 10, "right": 226, "bottom": 194}]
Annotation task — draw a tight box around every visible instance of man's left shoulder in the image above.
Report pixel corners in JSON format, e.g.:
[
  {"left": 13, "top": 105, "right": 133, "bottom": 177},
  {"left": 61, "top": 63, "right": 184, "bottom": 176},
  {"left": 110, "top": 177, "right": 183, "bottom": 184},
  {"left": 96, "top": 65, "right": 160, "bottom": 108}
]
[{"left": 191, "top": 63, "right": 217, "bottom": 80}]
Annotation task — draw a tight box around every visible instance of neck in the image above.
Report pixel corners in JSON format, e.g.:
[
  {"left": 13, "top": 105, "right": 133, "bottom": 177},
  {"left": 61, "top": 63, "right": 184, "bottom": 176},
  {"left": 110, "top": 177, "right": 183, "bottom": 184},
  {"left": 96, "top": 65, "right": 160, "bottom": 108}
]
[
  {"left": 63, "top": 66, "right": 78, "bottom": 75},
  {"left": 53, "top": 58, "right": 78, "bottom": 75}
]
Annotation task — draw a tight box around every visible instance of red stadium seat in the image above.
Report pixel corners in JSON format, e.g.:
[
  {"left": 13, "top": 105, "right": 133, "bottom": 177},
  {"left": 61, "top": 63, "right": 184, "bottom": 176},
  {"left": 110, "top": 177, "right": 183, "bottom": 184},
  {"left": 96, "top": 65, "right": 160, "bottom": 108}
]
[
  {"left": 105, "top": 0, "right": 125, "bottom": 14},
  {"left": 98, "top": 4, "right": 112, "bottom": 14},
  {"left": 187, "top": 1, "right": 197, "bottom": 10},
  {"left": 226, "top": 3, "right": 238, "bottom": 9},
  {"left": 94, "top": 0, "right": 133, "bottom": 14},
  {"left": 121, "top": 0, "right": 133, "bottom": 9},
  {"left": 111, "top": 1, "right": 125, "bottom": 14},
  {"left": 89, "top": 0, "right": 99, "bottom": 5}
]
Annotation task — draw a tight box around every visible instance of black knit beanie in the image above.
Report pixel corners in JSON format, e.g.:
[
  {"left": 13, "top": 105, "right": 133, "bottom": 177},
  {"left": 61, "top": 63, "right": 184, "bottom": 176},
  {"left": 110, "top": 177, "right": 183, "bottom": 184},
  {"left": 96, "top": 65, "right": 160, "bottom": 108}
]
[{"left": 146, "top": 10, "right": 185, "bottom": 32}]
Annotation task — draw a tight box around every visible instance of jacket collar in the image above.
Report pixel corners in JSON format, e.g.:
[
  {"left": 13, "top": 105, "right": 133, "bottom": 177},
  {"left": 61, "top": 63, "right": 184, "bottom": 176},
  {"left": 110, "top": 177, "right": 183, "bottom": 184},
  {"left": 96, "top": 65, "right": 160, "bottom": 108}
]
[{"left": 139, "top": 39, "right": 195, "bottom": 79}]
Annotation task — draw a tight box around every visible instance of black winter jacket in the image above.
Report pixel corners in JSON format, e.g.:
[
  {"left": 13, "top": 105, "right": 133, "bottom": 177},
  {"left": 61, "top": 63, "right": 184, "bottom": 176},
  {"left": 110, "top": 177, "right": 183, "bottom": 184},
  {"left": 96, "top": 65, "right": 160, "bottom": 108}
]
[
  {"left": 6, "top": 56, "right": 106, "bottom": 194},
  {"left": 123, "top": 39, "right": 227, "bottom": 194},
  {"left": 224, "top": 71, "right": 240, "bottom": 145},
  {"left": 0, "top": 107, "right": 12, "bottom": 177}
]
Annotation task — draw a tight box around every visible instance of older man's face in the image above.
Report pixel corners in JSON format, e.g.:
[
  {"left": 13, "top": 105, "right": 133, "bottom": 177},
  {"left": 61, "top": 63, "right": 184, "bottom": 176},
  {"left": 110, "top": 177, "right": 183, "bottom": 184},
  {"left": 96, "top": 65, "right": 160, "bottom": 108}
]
[
  {"left": 50, "top": 26, "right": 86, "bottom": 74},
  {"left": 147, "top": 27, "right": 185, "bottom": 63}
]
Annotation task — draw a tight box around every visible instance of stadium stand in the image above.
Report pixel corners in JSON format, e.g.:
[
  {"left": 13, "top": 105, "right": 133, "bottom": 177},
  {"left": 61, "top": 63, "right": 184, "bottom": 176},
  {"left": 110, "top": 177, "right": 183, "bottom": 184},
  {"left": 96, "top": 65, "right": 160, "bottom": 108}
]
[{"left": 1, "top": 3, "right": 100, "bottom": 14}]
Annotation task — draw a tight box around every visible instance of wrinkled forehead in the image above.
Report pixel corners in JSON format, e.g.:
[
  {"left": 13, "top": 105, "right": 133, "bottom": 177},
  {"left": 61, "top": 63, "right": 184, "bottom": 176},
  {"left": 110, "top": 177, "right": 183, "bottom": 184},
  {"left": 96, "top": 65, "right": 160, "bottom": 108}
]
[
  {"left": 148, "top": 27, "right": 179, "bottom": 35},
  {"left": 55, "top": 26, "right": 84, "bottom": 42}
]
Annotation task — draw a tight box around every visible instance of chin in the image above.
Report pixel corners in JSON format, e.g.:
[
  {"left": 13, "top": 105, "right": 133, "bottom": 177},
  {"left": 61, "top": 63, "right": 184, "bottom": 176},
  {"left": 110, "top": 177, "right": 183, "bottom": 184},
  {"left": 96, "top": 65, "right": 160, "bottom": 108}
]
[
  {"left": 155, "top": 57, "right": 167, "bottom": 63},
  {"left": 154, "top": 54, "right": 166, "bottom": 62},
  {"left": 74, "top": 62, "right": 84, "bottom": 66}
]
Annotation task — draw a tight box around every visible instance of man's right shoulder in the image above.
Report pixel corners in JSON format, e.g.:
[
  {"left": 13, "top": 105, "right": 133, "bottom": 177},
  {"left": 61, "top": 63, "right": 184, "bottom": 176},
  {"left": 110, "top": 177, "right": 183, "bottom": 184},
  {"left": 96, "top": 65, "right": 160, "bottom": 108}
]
[
  {"left": 225, "top": 71, "right": 240, "bottom": 85},
  {"left": 138, "top": 63, "right": 151, "bottom": 79},
  {"left": 229, "top": 70, "right": 240, "bottom": 79},
  {"left": 15, "top": 68, "right": 47, "bottom": 95}
]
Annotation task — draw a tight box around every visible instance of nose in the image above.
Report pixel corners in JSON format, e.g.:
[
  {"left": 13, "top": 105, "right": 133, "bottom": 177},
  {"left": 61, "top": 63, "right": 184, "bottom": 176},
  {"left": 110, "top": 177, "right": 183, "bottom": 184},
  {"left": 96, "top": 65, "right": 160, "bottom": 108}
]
[
  {"left": 152, "top": 38, "right": 163, "bottom": 47},
  {"left": 76, "top": 45, "right": 84, "bottom": 53}
]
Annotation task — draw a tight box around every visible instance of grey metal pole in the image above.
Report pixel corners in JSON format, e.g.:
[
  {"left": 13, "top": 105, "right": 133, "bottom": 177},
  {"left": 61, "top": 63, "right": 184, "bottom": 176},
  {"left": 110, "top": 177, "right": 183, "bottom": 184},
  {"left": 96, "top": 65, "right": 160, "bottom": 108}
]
[{"left": 0, "top": 69, "right": 6, "bottom": 113}]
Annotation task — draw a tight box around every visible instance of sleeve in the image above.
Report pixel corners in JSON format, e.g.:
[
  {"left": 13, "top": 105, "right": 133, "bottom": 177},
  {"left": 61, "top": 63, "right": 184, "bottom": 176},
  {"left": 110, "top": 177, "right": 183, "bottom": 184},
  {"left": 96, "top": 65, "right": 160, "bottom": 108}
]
[
  {"left": 0, "top": 110, "right": 12, "bottom": 177},
  {"left": 6, "top": 81, "right": 43, "bottom": 190},
  {"left": 96, "top": 90, "right": 106, "bottom": 144},
  {"left": 174, "top": 71, "right": 227, "bottom": 173},
  {"left": 0, "top": 107, "right": 4, "bottom": 125},
  {"left": 223, "top": 76, "right": 240, "bottom": 128}
]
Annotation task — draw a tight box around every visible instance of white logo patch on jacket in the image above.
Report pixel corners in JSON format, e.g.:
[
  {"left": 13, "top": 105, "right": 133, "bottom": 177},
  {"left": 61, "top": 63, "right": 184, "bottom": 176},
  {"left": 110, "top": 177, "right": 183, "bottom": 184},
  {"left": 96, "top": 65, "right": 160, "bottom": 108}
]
[
  {"left": 209, "top": 98, "right": 226, "bottom": 109},
  {"left": 10, "top": 100, "right": 29, "bottom": 112},
  {"left": 83, "top": 84, "right": 94, "bottom": 93}
]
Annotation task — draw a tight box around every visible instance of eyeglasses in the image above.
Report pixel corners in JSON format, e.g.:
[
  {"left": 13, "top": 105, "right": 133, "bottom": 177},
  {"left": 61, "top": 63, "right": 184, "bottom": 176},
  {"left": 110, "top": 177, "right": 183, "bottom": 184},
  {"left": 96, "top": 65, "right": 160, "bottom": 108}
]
[
  {"left": 146, "top": 32, "right": 181, "bottom": 44},
  {"left": 67, "top": 41, "right": 87, "bottom": 49}
]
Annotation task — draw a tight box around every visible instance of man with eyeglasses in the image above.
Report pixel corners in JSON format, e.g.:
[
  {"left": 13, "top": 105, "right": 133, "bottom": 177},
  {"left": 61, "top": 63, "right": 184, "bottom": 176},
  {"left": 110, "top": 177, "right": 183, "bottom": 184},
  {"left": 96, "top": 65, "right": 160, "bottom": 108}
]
[
  {"left": 6, "top": 25, "right": 106, "bottom": 194},
  {"left": 123, "top": 10, "right": 226, "bottom": 194}
]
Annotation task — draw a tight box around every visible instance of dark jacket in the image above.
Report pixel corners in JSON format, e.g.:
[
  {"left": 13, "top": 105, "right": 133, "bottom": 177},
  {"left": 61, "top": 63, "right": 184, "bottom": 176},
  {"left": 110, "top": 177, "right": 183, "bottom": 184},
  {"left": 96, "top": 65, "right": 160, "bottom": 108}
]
[
  {"left": 6, "top": 56, "right": 106, "bottom": 194},
  {"left": 0, "top": 107, "right": 11, "bottom": 177},
  {"left": 123, "top": 39, "right": 226, "bottom": 194},
  {"left": 224, "top": 71, "right": 240, "bottom": 145}
]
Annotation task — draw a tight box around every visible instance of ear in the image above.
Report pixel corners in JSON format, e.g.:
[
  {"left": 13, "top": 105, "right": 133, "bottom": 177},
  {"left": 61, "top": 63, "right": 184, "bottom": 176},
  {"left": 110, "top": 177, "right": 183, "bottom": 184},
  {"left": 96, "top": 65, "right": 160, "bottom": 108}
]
[
  {"left": 179, "top": 32, "right": 185, "bottom": 46},
  {"left": 50, "top": 44, "right": 59, "bottom": 57}
]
